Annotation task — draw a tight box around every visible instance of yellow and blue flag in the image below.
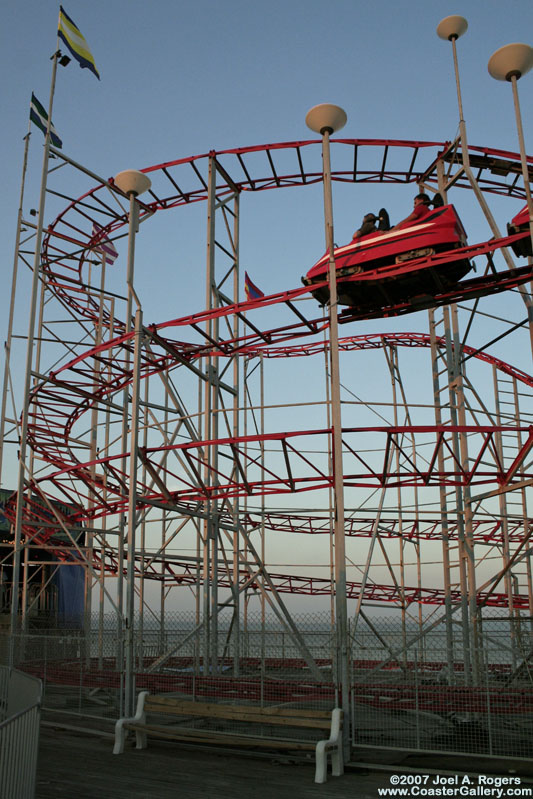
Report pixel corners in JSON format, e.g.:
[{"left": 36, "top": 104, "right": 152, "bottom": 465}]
[{"left": 58, "top": 6, "right": 100, "bottom": 80}]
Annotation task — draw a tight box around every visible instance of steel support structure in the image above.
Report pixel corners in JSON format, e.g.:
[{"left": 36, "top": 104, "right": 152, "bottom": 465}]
[
  {"left": 2, "top": 136, "right": 533, "bottom": 727},
  {"left": 202, "top": 154, "right": 241, "bottom": 674}
]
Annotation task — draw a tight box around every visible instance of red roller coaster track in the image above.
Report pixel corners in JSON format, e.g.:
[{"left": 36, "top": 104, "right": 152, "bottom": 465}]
[{"left": 7, "top": 138, "right": 533, "bottom": 610}]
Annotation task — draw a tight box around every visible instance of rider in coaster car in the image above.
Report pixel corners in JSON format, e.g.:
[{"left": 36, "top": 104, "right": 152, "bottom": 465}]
[{"left": 353, "top": 193, "right": 443, "bottom": 240}]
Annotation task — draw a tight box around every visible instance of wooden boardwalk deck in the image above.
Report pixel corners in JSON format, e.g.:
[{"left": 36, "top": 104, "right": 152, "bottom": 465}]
[
  {"left": 35, "top": 724, "right": 384, "bottom": 799},
  {"left": 35, "top": 718, "right": 533, "bottom": 799}
]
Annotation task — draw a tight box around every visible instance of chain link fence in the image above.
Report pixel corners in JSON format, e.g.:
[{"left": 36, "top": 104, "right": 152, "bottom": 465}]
[
  {"left": 349, "top": 612, "right": 533, "bottom": 760},
  {"left": 2, "top": 609, "right": 532, "bottom": 761}
]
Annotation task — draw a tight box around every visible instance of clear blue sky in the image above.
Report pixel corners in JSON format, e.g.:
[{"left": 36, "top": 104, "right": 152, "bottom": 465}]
[
  {"left": 3, "top": 0, "right": 533, "bottom": 283},
  {"left": 2, "top": 1, "right": 533, "bottom": 320},
  {"left": 3, "top": 1, "right": 533, "bottom": 209},
  {"left": 2, "top": 1, "right": 533, "bottom": 613}
]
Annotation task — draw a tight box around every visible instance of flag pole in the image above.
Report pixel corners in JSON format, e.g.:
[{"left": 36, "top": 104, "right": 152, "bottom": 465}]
[
  {"left": 10, "top": 43, "right": 60, "bottom": 650},
  {"left": 0, "top": 120, "right": 32, "bottom": 487}
]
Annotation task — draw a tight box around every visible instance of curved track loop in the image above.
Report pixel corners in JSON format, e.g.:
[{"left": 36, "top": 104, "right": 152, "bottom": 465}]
[
  {"left": 9, "top": 139, "right": 533, "bottom": 610},
  {"left": 21, "top": 330, "right": 533, "bottom": 525}
]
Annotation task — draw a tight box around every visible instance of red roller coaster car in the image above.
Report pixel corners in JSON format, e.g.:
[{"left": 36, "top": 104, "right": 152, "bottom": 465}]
[
  {"left": 507, "top": 204, "right": 533, "bottom": 257},
  {"left": 303, "top": 203, "right": 473, "bottom": 308}
]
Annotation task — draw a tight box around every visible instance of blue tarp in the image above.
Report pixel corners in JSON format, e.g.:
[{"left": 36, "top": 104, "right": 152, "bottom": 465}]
[{"left": 55, "top": 565, "right": 85, "bottom": 626}]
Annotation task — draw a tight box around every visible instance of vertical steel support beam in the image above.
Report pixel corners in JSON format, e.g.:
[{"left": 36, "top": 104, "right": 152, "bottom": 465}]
[
  {"left": 121, "top": 190, "right": 142, "bottom": 715},
  {"left": 442, "top": 305, "right": 473, "bottom": 682},
  {"left": 451, "top": 306, "right": 479, "bottom": 682},
  {"left": 510, "top": 378, "right": 533, "bottom": 637},
  {"left": 195, "top": 355, "right": 203, "bottom": 672},
  {"left": 138, "top": 373, "right": 149, "bottom": 669},
  {"left": 86, "top": 257, "right": 106, "bottom": 656},
  {"left": 321, "top": 318, "right": 336, "bottom": 637},
  {"left": 92, "top": 258, "right": 106, "bottom": 665},
  {"left": 428, "top": 310, "right": 455, "bottom": 680},
  {"left": 21, "top": 276, "right": 47, "bottom": 633},
  {"left": 202, "top": 158, "right": 241, "bottom": 675},
  {"left": 203, "top": 156, "right": 218, "bottom": 673},
  {"left": 259, "top": 354, "right": 266, "bottom": 679},
  {"left": 98, "top": 299, "right": 114, "bottom": 668},
  {"left": 160, "top": 398, "right": 169, "bottom": 657},
  {"left": 432, "top": 154, "right": 456, "bottom": 681},
  {"left": 10, "top": 54, "right": 59, "bottom": 651},
  {"left": 492, "top": 365, "right": 518, "bottom": 667},
  {"left": 510, "top": 376, "right": 532, "bottom": 647},
  {"left": 232, "top": 193, "right": 241, "bottom": 676},
  {"left": 320, "top": 130, "right": 350, "bottom": 748},
  {"left": 242, "top": 359, "right": 250, "bottom": 643},
  {"left": 125, "top": 307, "right": 143, "bottom": 717},
  {"left": 383, "top": 343, "right": 407, "bottom": 660}
]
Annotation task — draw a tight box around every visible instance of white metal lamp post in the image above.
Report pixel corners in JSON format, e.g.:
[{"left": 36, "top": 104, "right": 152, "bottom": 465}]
[
  {"left": 436, "top": 16, "right": 512, "bottom": 249},
  {"left": 113, "top": 169, "right": 151, "bottom": 717},
  {"left": 305, "top": 104, "right": 349, "bottom": 747},
  {"left": 436, "top": 16, "right": 469, "bottom": 170},
  {"left": 436, "top": 16, "right": 481, "bottom": 681},
  {"left": 114, "top": 169, "right": 152, "bottom": 319},
  {"left": 488, "top": 44, "right": 533, "bottom": 249}
]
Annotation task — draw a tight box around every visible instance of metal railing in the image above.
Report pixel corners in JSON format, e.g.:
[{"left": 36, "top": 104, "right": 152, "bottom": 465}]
[{"left": 0, "top": 666, "right": 42, "bottom": 799}]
